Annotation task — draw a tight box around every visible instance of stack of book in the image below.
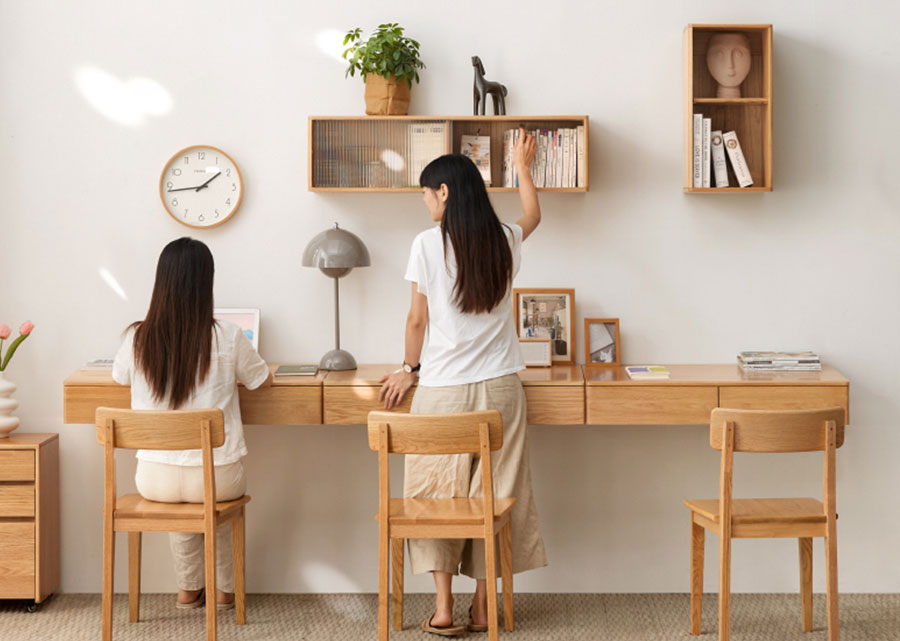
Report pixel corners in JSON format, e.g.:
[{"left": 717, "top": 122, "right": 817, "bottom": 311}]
[
  {"left": 737, "top": 352, "right": 822, "bottom": 371},
  {"left": 692, "top": 114, "right": 753, "bottom": 188},
  {"left": 625, "top": 365, "right": 670, "bottom": 380},
  {"left": 408, "top": 121, "right": 448, "bottom": 187},
  {"left": 502, "top": 126, "right": 586, "bottom": 189}
]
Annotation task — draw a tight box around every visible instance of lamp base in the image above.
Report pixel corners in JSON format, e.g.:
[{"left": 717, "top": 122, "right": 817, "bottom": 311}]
[{"left": 319, "top": 349, "right": 358, "bottom": 371}]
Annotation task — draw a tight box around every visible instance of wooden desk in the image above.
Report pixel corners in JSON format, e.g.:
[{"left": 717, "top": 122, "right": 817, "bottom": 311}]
[{"left": 62, "top": 364, "right": 849, "bottom": 426}]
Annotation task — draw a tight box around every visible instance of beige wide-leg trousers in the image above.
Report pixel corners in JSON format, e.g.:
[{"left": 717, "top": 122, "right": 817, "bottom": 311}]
[
  {"left": 135, "top": 460, "right": 246, "bottom": 592},
  {"left": 404, "top": 373, "right": 548, "bottom": 579}
]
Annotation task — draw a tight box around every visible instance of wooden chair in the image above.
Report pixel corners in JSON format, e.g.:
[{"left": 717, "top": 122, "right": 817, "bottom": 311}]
[
  {"left": 95, "top": 407, "right": 250, "bottom": 641},
  {"left": 367, "top": 410, "right": 515, "bottom": 641},
  {"left": 684, "top": 407, "right": 845, "bottom": 641}
]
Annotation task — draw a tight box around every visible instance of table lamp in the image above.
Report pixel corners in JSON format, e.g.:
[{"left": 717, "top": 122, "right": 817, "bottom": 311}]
[{"left": 302, "top": 223, "right": 371, "bottom": 370}]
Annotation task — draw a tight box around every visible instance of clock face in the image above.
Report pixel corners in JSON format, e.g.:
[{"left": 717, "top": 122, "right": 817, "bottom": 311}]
[{"left": 160, "top": 145, "right": 243, "bottom": 228}]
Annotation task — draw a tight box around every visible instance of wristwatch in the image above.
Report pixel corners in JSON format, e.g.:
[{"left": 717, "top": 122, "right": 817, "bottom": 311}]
[{"left": 402, "top": 361, "right": 421, "bottom": 374}]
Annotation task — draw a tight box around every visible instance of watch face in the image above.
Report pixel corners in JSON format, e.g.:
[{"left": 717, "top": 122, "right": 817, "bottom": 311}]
[{"left": 160, "top": 145, "right": 242, "bottom": 228}]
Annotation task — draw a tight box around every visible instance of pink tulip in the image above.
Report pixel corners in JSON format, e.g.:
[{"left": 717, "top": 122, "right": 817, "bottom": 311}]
[
  {"left": 0, "top": 325, "right": 10, "bottom": 340},
  {"left": 19, "top": 321, "right": 34, "bottom": 336}
]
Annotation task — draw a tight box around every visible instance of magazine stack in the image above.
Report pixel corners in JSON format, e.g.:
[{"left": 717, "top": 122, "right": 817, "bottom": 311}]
[{"left": 737, "top": 351, "right": 822, "bottom": 372}]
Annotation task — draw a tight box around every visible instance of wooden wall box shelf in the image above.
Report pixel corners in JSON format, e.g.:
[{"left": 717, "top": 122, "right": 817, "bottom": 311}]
[
  {"left": 63, "top": 364, "right": 849, "bottom": 427},
  {"left": 0, "top": 433, "right": 59, "bottom": 605},
  {"left": 683, "top": 24, "right": 773, "bottom": 192},
  {"left": 309, "top": 115, "right": 589, "bottom": 193}
]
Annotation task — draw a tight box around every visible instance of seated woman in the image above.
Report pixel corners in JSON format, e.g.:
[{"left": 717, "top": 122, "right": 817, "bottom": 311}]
[{"left": 112, "top": 237, "right": 271, "bottom": 608}]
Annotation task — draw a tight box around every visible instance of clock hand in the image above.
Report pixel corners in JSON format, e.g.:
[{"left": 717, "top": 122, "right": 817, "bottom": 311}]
[
  {"left": 167, "top": 185, "right": 201, "bottom": 192},
  {"left": 194, "top": 171, "right": 221, "bottom": 192}
]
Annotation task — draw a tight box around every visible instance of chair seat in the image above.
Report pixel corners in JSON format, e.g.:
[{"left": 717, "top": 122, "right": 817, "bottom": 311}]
[
  {"left": 684, "top": 497, "right": 826, "bottom": 525},
  {"left": 383, "top": 497, "right": 516, "bottom": 526},
  {"left": 115, "top": 493, "right": 251, "bottom": 520}
]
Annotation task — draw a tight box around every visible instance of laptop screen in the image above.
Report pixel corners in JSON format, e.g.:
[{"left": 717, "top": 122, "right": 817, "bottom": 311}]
[{"left": 214, "top": 308, "right": 260, "bottom": 351}]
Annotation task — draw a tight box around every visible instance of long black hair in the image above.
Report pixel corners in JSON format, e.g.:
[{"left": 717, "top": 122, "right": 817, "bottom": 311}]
[
  {"left": 419, "top": 154, "right": 513, "bottom": 314},
  {"left": 130, "top": 237, "right": 216, "bottom": 408}
]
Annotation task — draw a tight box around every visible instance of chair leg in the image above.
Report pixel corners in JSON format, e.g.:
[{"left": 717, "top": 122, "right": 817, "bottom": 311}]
[
  {"left": 499, "top": 522, "right": 514, "bottom": 632},
  {"left": 799, "top": 537, "right": 813, "bottom": 632},
  {"left": 718, "top": 530, "right": 731, "bottom": 641},
  {"left": 826, "top": 526, "right": 839, "bottom": 641},
  {"left": 205, "top": 525, "right": 217, "bottom": 641},
  {"left": 690, "top": 518, "right": 704, "bottom": 635},
  {"left": 391, "top": 538, "right": 404, "bottom": 631},
  {"left": 485, "top": 532, "right": 500, "bottom": 641},
  {"left": 378, "top": 528, "right": 389, "bottom": 641},
  {"left": 102, "top": 520, "right": 115, "bottom": 641},
  {"left": 232, "top": 510, "right": 247, "bottom": 625},
  {"left": 128, "top": 532, "right": 141, "bottom": 623}
]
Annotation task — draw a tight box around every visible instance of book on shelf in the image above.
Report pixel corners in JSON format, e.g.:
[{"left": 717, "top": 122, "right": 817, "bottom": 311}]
[
  {"left": 701, "top": 117, "right": 711, "bottom": 188},
  {"left": 710, "top": 130, "right": 730, "bottom": 187},
  {"left": 408, "top": 122, "right": 446, "bottom": 187},
  {"left": 692, "top": 113, "right": 703, "bottom": 187},
  {"left": 503, "top": 126, "right": 585, "bottom": 189},
  {"left": 460, "top": 134, "right": 491, "bottom": 186},
  {"left": 737, "top": 351, "right": 821, "bottom": 371},
  {"left": 625, "top": 365, "right": 670, "bottom": 380},
  {"left": 722, "top": 130, "right": 753, "bottom": 187}
]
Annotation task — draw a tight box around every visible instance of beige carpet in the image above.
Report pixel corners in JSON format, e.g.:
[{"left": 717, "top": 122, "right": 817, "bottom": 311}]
[{"left": 0, "top": 593, "right": 898, "bottom": 640}]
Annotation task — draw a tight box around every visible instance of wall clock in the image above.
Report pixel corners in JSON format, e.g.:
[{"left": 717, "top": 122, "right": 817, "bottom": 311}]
[{"left": 159, "top": 145, "right": 243, "bottom": 228}]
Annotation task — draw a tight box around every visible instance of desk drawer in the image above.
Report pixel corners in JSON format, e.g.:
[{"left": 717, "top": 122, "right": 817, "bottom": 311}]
[
  {"left": 525, "top": 386, "right": 584, "bottom": 424},
  {"left": 63, "top": 384, "right": 131, "bottom": 424},
  {"left": 0, "top": 484, "right": 35, "bottom": 517},
  {"left": 0, "top": 451, "right": 34, "bottom": 481},
  {"left": 0, "top": 521, "right": 35, "bottom": 598},
  {"left": 587, "top": 386, "right": 718, "bottom": 425},
  {"left": 720, "top": 386, "right": 849, "bottom": 418},
  {"left": 324, "top": 387, "right": 413, "bottom": 424},
  {"left": 239, "top": 386, "right": 322, "bottom": 425}
]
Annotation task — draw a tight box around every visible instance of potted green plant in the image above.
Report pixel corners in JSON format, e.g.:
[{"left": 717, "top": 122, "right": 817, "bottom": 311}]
[{"left": 343, "top": 23, "right": 425, "bottom": 115}]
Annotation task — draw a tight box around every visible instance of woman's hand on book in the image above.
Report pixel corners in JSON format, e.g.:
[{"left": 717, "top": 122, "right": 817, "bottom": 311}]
[{"left": 513, "top": 127, "right": 537, "bottom": 173}]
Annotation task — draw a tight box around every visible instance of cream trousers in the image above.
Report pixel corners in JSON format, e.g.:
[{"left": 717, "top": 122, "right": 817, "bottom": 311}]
[{"left": 134, "top": 459, "right": 246, "bottom": 592}]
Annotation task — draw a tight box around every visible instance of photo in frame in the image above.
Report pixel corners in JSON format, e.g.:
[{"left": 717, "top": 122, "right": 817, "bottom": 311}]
[
  {"left": 513, "top": 288, "right": 575, "bottom": 365},
  {"left": 519, "top": 338, "right": 552, "bottom": 367},
  {"left": 584, "top": 318, "right": 620, "bottom": 367}
]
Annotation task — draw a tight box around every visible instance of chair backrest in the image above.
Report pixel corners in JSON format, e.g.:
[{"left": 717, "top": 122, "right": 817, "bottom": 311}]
[
  {"left": 95, "top": 407, "right": 225, "bottom": 450},
  {"left": 709, "top": 407, "right": 845, "bottom": 453},
  {"left": 366, "top": 410, "right": 503, "bottom": 454}
]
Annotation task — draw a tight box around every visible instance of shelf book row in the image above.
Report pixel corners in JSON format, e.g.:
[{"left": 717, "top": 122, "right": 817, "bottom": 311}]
[
  {"left": 692, "top": 113, "right": 752, "bottom": 188},
  {"left": 498, "top": 126, "right": 586, "bottom": 189}
]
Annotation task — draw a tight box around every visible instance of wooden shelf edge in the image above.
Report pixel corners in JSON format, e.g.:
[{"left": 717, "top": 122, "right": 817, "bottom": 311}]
[
  {"left": 684, "top": 187, "right": 772, "bottom": 193},
  {"left": 309, "top": 115, "right": 589, "bottom": 122},
  {"left": 310, "top": 187, "right": 588, "bottom": 193},
  {"left": 693, "top": 98, "right": 768, "bottom": 105}
]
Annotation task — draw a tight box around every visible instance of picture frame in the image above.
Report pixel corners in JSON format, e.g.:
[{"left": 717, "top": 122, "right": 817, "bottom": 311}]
[
  {"left": 214, "top": 308, "right": 260, "bottom": 351},
  {"left": 519, "top": 338, "right": 552, "bottom": 367},
  {"left": 513, "top": 288, "right": 575, "bottom": 365},
  {"left": 584, "top": 318, "right": 620, "bottom": 367}
]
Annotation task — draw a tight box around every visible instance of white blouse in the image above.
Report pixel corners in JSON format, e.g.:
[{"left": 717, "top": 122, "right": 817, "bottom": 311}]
[
  {"left": 405, "top": 223, "right": 525, "bottom": 387},
  {"left": 112, "top": 320, "right": 269, "bottom": 466}
]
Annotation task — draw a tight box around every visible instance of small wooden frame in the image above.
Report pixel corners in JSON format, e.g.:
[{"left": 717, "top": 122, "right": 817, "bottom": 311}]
[
  {"left": 584, "top": 318, "right": 620, "bottom": 367},
  {"left": 519, "top": 338, "right": 552, "bottom": 367},
  {"left": 513, "top": 288, "right": 575, "bottom": 365}
]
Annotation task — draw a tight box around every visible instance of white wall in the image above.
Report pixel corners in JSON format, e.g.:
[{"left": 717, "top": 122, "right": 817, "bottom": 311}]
[{"left": 2, "top": 0, "right": 899, "bottom": 594}]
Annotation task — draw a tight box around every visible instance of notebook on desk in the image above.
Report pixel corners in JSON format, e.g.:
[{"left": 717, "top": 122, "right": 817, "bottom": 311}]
[{"left": 214, "top": 308, "right": 260, "bottom": 351}]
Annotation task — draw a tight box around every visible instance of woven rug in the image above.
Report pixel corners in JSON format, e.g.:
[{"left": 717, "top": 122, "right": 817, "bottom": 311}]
[{"left": 0, "top": 593, "right": 898, "bottom": 640}]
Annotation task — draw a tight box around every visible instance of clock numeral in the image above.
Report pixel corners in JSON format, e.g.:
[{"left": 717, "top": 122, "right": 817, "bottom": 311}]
[
  {"left": 215, "top": 156, "right": 219, "bottom": 165},
  {"left": 184, "top": 209, "right": 189, "bottom": 219},
  {"left": 173, "top": 168, "right": 182, "bottom": 176},
  {"left": 225, "top": 168, "right": 231, "bottom": 177},
  {"left": 183, "top": 156, "right": 190, "bottom": 165},
  {"left": 166, "top": 181, "right": 173, "bottom": 190},
  {"left": 214, "top": 209, "right": 220, "bottom": 218},
  {"left": 225, "top": 198, "right": 231, "bottom": 206},
  {"left": 198, "top": 213, "right": 205, "bottom": 222},
  {"left": 231, "top": 182, "right": 237, "bottom": 191},
  {"left": 198, "top": 151, "right": 206, "bottom": 160},
  {"left": 171, "top": 198, "right": 178, "bottom": 207}
]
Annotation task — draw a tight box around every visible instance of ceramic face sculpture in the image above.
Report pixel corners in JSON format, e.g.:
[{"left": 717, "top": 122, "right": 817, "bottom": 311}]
[{"left": 706, "top": 33, "right": 752, "bottom": 98}]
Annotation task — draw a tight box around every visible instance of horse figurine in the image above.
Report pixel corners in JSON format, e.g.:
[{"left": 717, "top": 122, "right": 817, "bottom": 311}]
[{"left": 472, "top": 56, "right": 507, "bottom": 115}]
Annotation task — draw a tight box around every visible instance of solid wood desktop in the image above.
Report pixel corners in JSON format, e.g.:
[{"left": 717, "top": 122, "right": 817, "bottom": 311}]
[{"left": 63, "top": 364, "right": 849, "bottom": 426}]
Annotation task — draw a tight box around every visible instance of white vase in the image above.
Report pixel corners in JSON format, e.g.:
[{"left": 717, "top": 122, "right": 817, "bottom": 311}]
[{"left": 0, "top": 371, "right": 20, "bottom": 438}]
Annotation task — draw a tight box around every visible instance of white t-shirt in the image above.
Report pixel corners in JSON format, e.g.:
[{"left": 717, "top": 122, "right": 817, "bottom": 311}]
[
  {"left": 112, "top": 320, "right": 269, "bottom": 466},
  {"left": 405, "top": 223, "right": 525, "bottom": 387}
]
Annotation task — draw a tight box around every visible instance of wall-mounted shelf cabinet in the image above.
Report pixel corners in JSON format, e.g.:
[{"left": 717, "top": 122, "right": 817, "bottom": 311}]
[
  {"left": 308, "top": 115, "right": 589, "bottom": 193},
  {"left": 683, "top": 24, "right": 773, "bottom": 192}
]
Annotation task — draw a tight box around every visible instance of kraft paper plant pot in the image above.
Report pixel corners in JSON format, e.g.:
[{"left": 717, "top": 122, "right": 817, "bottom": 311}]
[{"left": 364, "top": 73, "right": 411, "bottom": 115}]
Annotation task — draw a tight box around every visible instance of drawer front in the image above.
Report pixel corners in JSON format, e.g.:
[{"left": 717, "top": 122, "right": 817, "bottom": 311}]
[
  {"left": 0, "top": 521, "right": 35, "bottom": 598},
  {"left": 0, "top": 451, "right": 34, "bottom": 481},
  {"left": 0, "top": 484, "right": 35, "bottom": 517},
  {"left": 64, "top": 385, "right": 130, "bottom": 424},
  {"left": 239, "top": 386, "right": 322, "bottom": 425},
  {"left": 587, "top": 386, "right": 718, "bottom": 425},
  {"left": 324, "top": 387, "right": 413, "bottom": 424},
  {"left": 525, "top": 386, "right": 584, "bottom": 424},
  {"left": 720, "top": 386, "right": 849, "bottom": 418}
]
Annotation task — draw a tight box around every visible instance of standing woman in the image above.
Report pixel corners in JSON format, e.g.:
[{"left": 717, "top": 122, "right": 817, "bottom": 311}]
[
  {"left": 379, "top": 129, "right": 547, "bottom": 635},
  {"left": 112, "top": 237, "right": 272, "bottom": 608}
]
